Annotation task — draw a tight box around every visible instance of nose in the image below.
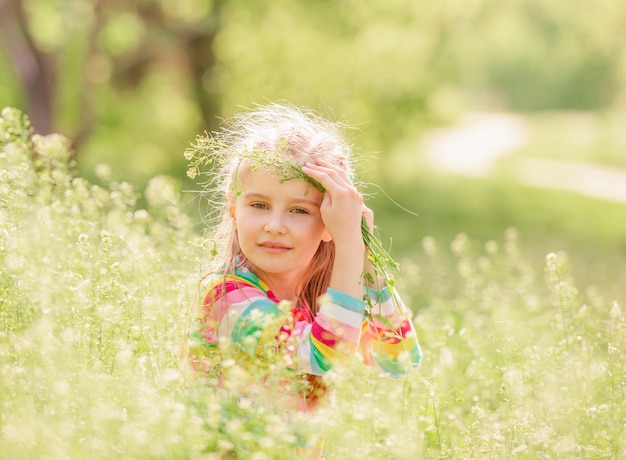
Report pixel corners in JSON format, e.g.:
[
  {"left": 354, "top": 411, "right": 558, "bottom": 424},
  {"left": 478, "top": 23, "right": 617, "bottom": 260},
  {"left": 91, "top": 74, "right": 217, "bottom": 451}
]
[{"left": 264, "top": 210, "right": 287, "bottom": 235}]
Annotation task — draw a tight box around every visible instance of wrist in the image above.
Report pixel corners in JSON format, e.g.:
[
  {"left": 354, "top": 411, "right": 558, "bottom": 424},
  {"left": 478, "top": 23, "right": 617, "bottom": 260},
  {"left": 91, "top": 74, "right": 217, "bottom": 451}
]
[
  {"left": 329, "top": 242, "right": 366, "bottom": 299},
  {"left": 363, "top": 270, "right": 387, "bottom": 290},
  {"left": 363, "top": 252, "right": 386, "bottom": 288},
  {"left": 333, "top": 237, "right": 365, "bottom": 256}
]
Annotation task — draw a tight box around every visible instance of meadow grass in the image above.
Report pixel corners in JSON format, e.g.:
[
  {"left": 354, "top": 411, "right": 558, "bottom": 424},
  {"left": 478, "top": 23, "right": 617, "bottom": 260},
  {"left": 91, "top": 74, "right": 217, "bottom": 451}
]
[
  {"left": 370, "top": 169, "right": 626, "bottom": 301},
  {"left": 1, "top": 107, "right": 625, "bottom": 458}
]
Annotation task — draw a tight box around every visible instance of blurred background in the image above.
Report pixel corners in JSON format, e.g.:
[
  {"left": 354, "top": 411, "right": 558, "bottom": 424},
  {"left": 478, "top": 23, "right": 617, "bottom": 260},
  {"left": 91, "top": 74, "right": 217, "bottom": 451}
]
[{"left": 1, "top": 0, "right": 625, "bottom": 296}]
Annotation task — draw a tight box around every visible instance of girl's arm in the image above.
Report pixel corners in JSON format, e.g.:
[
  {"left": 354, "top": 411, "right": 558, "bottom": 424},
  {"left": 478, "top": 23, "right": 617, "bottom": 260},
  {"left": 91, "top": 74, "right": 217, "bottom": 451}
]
[
  {"left": 302, "top": 161, "right": 365, "bottom": 299},
  {"left": 189, "top": 276, "right": 421, "bottom": 378},
  {"left": 359, "top": 287, "right": 422, "bottom": 377},
  {"left": 301, "top": 161, "right": 421, "bottom": 377},
  {"left": 191, "top": 275, "right": 367, "bottom": 376},
  {"left": 359, "top": 206, "right": 422, "bottom": 376}
]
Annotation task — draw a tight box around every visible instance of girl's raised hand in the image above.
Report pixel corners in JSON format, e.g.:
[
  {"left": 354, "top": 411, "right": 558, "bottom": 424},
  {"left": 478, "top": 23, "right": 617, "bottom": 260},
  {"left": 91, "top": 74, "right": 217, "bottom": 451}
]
[
  {"left": 302, "top": 160, "right": 366, "bottom": 297},
  {"left": 302, "top": 160, "right": 364, "bottom": 246}
]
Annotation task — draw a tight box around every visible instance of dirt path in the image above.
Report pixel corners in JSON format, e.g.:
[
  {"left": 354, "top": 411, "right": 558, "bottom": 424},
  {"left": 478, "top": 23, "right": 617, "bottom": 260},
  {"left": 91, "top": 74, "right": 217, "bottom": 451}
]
[{"left": 423, "top": 112, "right": 626, "bottom": 204}]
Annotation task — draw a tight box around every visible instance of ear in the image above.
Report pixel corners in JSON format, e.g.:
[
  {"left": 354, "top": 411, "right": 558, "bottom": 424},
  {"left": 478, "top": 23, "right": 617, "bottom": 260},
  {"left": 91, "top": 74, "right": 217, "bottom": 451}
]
[
  {"left": 321, "top": 229, "right": 332, "bottom": 243},
  {"left": 227, "top": 193, "right": 236, "bottom": 218},
  {"left": 229, "top": 206, "right": 237, "bottom": 228},
  {"left": 228, "top": 196, "right": 237, "bottom": 228}
]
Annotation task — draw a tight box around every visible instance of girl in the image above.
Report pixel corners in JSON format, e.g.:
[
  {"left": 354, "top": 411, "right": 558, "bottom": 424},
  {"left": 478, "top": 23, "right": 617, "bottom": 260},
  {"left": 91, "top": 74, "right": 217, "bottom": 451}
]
[{"left": 186, "top": 103, "right": 421, "bottom": 416}]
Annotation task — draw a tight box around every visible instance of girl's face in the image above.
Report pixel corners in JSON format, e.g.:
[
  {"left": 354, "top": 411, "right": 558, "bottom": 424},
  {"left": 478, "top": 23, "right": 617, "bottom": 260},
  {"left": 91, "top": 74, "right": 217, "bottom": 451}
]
[{"left": 231, "top": 167, "right": 332, "bottom": 287}]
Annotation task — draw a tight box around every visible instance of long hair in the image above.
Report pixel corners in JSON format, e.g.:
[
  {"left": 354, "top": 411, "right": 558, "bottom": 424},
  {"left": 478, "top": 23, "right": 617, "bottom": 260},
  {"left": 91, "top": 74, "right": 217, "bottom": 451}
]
[
  {"left": 200, "top": 103, "right": 357, "bottom": 404},
  {"left": 208, "top": 103, "right": 355, "bottom": 310}
]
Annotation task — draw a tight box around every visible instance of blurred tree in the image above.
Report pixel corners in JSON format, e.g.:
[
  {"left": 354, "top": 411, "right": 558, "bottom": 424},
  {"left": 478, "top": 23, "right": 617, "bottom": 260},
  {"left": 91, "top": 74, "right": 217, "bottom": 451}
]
[
  {"left": 0, "top": 0, "right": 56, "bottom": 135},
  {"left": 0, "top": 0, "right": 625, "bottom": 189},
  {"left": 459, "top": 0, "right": 626, "bottom": 111},
  {"left": 213, "top": 0, "right": 467, "bottom": 170},
  {"left": 0, "top": 0, "right": 225, "bottom": 147}
]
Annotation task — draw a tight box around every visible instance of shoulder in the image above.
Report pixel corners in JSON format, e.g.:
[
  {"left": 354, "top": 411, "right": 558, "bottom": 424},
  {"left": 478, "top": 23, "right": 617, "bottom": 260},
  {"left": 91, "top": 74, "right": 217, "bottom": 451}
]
[{"left": 200, "top": 265, "right": 270, "bottom": 304}]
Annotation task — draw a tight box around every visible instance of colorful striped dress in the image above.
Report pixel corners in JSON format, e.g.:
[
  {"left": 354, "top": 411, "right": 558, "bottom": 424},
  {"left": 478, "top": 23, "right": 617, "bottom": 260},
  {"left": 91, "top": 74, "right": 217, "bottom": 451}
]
[{"left": 188, "top": 265, "right": 422, "bottom": 383}]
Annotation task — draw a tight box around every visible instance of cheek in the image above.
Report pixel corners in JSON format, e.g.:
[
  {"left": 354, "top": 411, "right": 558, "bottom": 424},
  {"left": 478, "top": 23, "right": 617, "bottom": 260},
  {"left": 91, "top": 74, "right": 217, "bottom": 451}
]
[
  {"left": 309, "top": 215, "right": 327, "bottom": 234},
  {"left": 235, "top": 215, "right": 253, "bottom": 238},
  {"left": 298, "top": 218, "right": 327, "bottom": 241},
  {"left": 234, "top": 211, "right": 263, "bottom": 244}
]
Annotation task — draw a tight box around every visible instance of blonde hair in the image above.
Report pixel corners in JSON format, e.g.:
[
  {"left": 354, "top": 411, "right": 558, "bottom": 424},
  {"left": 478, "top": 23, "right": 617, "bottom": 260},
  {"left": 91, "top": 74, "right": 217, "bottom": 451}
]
[{"left": 204, "top": 103, "right": 356, "bottom": 315}]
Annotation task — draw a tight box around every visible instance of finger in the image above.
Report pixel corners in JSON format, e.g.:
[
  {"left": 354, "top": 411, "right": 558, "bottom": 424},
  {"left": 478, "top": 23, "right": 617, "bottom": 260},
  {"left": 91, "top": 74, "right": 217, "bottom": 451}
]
[
  {"left": 362, "top": 204, "right": 374, "bottom": 233},
  {"left": 307, "top": 160, "right": 352, "bottom": 184},
  {"left": 302, "top": 162, "right": 352, "bottom": 192}
]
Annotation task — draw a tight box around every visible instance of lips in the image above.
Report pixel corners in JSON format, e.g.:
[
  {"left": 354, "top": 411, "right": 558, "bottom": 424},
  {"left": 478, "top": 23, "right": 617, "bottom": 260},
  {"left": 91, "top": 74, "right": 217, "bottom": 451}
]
[{"left": 258, "top": 241, "right": 291, "bottom": 250}]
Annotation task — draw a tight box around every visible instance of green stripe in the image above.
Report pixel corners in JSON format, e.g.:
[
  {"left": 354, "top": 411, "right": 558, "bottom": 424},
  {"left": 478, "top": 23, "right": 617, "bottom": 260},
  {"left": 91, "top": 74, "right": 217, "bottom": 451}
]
[
  {"left": 310, "top": 342, "right": 332, "bottom": 373},
  {"left": 231, "top": 301, "right": 282, "bottom": 354}
]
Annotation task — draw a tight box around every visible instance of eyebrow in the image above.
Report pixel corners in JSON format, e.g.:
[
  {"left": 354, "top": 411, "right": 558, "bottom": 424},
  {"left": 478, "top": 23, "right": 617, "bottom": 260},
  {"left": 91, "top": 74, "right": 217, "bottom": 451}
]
[{"left": 243, "top": 192, "right": 321, "bottom": 207}]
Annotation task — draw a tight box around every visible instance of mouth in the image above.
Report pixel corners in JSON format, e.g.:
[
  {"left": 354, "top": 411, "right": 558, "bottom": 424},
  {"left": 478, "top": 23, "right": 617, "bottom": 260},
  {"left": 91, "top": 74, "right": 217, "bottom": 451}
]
[
  {"left": 258, "top": 241, "right": 291, "bottom": 254},
  {"left": 258, "top": 241, "right": 292, "bottom": 252}
]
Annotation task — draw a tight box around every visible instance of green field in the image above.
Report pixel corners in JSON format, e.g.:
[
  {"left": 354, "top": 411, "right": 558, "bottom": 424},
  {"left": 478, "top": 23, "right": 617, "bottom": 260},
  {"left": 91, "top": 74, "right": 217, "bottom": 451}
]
[
  {"left": 2, "top": 107, "right": 625, "bottom": 458},
  {"left": 513, "top": 111, "right": 626, "bottom": 169}
]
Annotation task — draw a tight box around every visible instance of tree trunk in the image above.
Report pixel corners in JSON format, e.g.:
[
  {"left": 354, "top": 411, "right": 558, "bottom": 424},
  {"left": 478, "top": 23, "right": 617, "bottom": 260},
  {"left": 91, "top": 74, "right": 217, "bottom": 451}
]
[{"left": 0, "top": 0, "right": 57, "bottom": 135}]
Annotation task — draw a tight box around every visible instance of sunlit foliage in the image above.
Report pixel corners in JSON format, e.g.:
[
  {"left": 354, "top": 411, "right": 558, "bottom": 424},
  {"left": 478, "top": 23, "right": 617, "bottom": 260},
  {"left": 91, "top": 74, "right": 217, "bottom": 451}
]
[
  {"left": 2, "top": 109, "right": 624, "bottom": 458},
  {"left": 1, "top": 0, "right": 625, "bottom": 188}
]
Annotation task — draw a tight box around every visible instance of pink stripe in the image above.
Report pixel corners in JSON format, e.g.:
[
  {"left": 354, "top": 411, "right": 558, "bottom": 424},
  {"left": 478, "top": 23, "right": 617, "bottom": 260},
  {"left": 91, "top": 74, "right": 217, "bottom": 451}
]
[
  {"left": 315, "top": 314, "right": 361, "bottom": 343},
  {"left": 212, "top": 279, "right": 247, "bottom": 298},
  {"left": 398, "top": 319, "right": 413, "bottom": 337},
  {"left": 370, "top": 311, "right": 400, "bottom": 325},
  {"left": 204, "top": 282, "right": 268, "bottom": 322},
  {"left": 368, "top": 327, "right": 401, "bottom": 344},
  {"left": 292, "top": 320, "right": 309, "bottom": 338},
  {"left": 370, "top": 315, "right": 412, "bottom": 334},
  {"left": 367, "top": 319, "right": 413, "bottom": 344},
  {"left": 311, "top": 322, "right": 340, "bottom": 348}
]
